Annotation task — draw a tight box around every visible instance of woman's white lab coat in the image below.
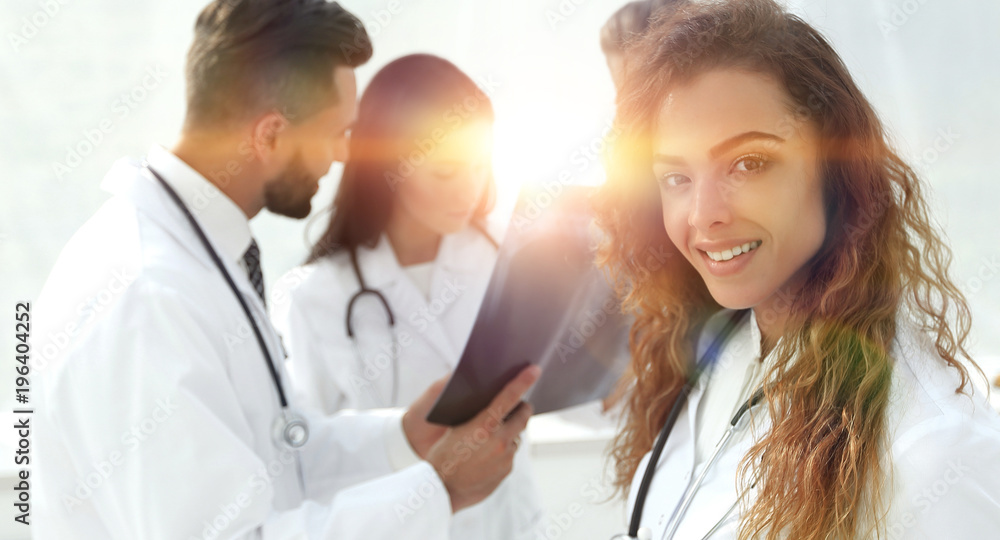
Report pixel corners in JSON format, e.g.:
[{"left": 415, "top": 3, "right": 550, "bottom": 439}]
[
  {"left": 271, "top": 226, "right": 546, "bottom": 539},
  {"left": 625, "top": 309, "right": 1000, "bottom": 539},
  {"left": 33, "top": 150, "right": 452, "bottom": 539}
]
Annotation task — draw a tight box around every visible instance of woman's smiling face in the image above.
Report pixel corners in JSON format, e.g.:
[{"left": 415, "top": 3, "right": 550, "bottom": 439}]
[{"left": 653, "top": 68, "right": 827, "bottom": 314}]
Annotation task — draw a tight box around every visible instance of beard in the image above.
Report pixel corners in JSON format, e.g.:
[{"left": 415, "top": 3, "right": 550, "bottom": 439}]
[{"left": 263, "top": 151, "right": 318, "bottom": 219}]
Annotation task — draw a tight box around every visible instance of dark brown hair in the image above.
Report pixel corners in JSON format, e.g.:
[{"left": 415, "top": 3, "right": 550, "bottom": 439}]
[
  {"left": 596, "top": 0, "right": 978, "bottom": 538},
  {"left": 184, "top": 0, "right": 372, "bottom": 128},
  {"left": 600, "top": 0, "right": 680, "bottom": 55},
  {"left": 307, "top": 54, "right": 496, "bottom": 262}
]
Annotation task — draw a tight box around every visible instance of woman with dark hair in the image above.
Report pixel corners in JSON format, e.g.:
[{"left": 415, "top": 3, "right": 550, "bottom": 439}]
[
  {"left": 272, "top": 53, "right": 544, "bottom": 539},
  {"left": 596, "top": 1, "right": 1000, "bottom": 538}
]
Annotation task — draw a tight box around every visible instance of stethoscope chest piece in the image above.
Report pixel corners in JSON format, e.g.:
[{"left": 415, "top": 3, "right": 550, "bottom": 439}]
[{"left": 273, "top": 409, "right": 310, "bottom": 449}]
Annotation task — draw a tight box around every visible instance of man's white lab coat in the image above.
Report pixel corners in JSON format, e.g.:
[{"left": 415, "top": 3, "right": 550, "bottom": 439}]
[{"left": 32, "top": 146, "right": 451, "bottom": 539}]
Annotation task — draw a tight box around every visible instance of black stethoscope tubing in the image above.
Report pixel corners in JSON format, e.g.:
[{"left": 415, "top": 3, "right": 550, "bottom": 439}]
[
  {"left": 627, "top": 309, "right": 752, "bottom": 538},
  {"left": 145, "top": 164, "right": 291, "bottom": 410},
  {"left": 342, "top": 223, "right": 499, "bottom": 404},
  {"left": 344, "top": 220, "right": 499, "bottom": 339}
]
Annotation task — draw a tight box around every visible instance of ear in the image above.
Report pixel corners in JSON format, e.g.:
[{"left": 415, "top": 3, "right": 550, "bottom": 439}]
[{"left": 249, "top": 111, "right": 290, "bottom": 165}]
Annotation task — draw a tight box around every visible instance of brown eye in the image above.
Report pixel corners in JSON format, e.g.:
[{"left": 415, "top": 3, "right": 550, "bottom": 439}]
[
  {"left": 733, "top": 154, "right": 769, "bottom": 174},
  {"left": 658, "top": 173, "right": 690, "bottom": 188}
]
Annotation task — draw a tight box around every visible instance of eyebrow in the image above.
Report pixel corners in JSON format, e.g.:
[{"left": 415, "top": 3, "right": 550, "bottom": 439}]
[{"left": 653, "top": 131, "right": 786, "bottom": 164}]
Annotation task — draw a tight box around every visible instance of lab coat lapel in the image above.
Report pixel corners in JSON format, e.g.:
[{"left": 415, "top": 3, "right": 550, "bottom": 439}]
[
  {"left": 680, "top": 316, "right": 766, "bottom": 539},
  {"left": 105, "top": 158, "right": 277, "bottom": 348},
  {"left": 424, "top": 231, "right": 488, "bottom": 367},
  {"left": 103, "top": 158, "right": 211, "bottom": 273},
  {"left": 359, "top": 238, "right": 459, "bottom": 369}
]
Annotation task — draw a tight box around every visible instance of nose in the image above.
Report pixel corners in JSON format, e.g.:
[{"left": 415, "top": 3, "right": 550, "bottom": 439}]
[
  {"left": 456, "top": 162, "right": 489, "bottom": 207},
  {"left": 688, "top": 176, "right": 733, "bottom": 232}
]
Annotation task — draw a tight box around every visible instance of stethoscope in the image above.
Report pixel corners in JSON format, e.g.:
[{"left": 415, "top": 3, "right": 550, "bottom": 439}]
[
  {"left": 145, "top": 164, "right": 310, "bottom": 452},
  {"left": 614, "top": 309, "right": 765, "bottom": 540},
  {"left": 344, "top": 223, "right": 498, "bottom": 407}
]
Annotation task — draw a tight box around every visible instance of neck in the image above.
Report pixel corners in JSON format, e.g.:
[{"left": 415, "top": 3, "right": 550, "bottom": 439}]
[
  {"left": 385, "top": 211, "right": 441, "bottom": 266},
  {"left": 172, "top": 131, "right": 265, "bottom": 219},
  {"left": 754, "top": 281, "right": 803, "bottom": 357}
]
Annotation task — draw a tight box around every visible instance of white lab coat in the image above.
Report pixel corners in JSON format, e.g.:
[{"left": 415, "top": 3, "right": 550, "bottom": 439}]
[
  {"left": 32, "top": 149, "right": 452, "bottom": 539},
  {"left": 625, "top": 309, "right": 1000, "bottom": 539},
  {"left": 271, "top": 226, "right": 546, "bottom": 539}
]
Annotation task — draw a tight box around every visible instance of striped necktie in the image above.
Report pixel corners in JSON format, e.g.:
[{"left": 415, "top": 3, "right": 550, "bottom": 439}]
[{"left": 243, "top": 238, "right": 265, "bottom": 306}]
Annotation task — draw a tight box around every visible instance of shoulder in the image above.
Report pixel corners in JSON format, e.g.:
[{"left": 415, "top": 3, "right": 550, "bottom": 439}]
[
  {"left": 270, "top": 253, "right": 355, "bottom": 318},
  {"left": 888, "top": 321, "right": 999, "bottom": 429},
  {"left": 886, "top": 318, "right": 1000, "bottom": 465}
]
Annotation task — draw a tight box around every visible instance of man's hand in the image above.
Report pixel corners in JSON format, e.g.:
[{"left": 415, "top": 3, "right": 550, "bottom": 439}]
[{"left": 424, "top": 365, "right": 540, "bottom": 513}]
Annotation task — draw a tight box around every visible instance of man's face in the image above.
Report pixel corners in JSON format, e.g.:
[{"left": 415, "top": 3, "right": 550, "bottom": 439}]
[{"left": 264, "top": 66, "right": 357, "bottom": 219}]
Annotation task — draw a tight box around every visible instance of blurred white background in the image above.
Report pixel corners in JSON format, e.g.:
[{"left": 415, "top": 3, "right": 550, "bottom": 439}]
[{"left": 1, "top": 0, "right": 999, "bottom": 538}]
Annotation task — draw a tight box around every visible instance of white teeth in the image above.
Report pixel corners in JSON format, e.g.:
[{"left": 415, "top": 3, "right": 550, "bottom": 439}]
[{"left": 705, "top": 240, "right": 760, "bottom": 262}]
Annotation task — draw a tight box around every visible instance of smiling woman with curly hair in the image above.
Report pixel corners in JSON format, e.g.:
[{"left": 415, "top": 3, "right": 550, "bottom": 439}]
[{"left": 595, "top": 1, "right": 1000, "bottom": 538}]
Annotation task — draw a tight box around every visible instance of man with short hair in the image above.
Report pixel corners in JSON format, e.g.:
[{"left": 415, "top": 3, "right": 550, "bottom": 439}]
[{"left": 33, "top": 1, "right": 537, "bottom": 538}]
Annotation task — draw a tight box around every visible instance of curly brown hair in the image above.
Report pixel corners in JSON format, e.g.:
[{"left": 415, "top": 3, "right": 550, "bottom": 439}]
[{"left": 594, "top": 1, "right": 981, "bottom": 538}]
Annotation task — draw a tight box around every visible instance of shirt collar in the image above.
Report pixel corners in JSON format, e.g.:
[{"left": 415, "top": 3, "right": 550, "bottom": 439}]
[
  {"left": 357, "top": 226, "right": 492, "bottom": 289},
  {"left": 749, "top": 308, "right": 764, "bottom": 359},
  {"left": 145, "top": 145, "right": 253, "bottom": 265},
  {"left": 356, "top": 234, "right": 403, "bottom": 289}
]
